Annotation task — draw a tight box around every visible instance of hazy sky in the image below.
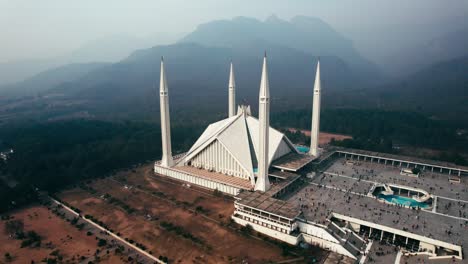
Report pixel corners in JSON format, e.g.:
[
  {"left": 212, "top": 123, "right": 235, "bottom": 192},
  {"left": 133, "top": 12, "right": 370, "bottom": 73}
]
[{"left": 1, "top": 0, "right": 467, "bottom": 63}]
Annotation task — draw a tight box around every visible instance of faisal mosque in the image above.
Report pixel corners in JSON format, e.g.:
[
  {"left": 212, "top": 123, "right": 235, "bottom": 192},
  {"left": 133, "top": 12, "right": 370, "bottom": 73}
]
[{"left": 156, "top": 54, "right": 320, "bottom": 194}]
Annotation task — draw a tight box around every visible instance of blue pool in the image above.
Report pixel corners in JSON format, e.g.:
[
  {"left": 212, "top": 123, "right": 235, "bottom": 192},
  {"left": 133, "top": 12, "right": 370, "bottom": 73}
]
[
  {"left": 296, "top": 146, "right": 309, "bottom": 153},
  {"left": 377, "top": 194, "right": 429, "bottom": 209}
]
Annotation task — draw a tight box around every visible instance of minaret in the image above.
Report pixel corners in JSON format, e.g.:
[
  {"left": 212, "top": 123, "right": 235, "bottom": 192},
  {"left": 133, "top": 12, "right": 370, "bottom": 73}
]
[
  {"left": 228, "top": 62, "right": 236, "bottom": 117},
  {"left": 255, "top": 54, "right": 271, "bottom": 192},
  {"left": 309, "top": 60, "right": 321, "bottom": 156},
  {"left": 159, "top": 57, "right": 174, "bottom": 167}
]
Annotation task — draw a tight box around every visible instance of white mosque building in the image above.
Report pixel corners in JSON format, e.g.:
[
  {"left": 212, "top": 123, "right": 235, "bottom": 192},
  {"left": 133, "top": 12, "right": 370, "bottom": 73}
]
[
  {"left": 154, "top": 54, "right": 321, "bottom": 194},
  {"left": 153, "top": 54, "right": 360, "bottom": 257}
]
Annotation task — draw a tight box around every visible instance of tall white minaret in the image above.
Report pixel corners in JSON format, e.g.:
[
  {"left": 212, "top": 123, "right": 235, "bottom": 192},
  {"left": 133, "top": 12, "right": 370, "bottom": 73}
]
[
  {"left": 159, "top": 57, "right": 174, "bottom": 167},
  {"left": 255, "top": 54, "right": 271, "bottom": 192},
  {"left": 228, "top": 62, "right": 236, "bottom": 117},
  {"left": 309, "top": 60, "right": 321, "bottom": 156}
]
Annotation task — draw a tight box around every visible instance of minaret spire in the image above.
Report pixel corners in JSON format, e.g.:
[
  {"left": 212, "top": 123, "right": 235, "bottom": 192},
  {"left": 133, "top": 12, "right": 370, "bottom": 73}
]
[
  {"left": 309, "top": 59, "right": 321, "bottom": 156},
  {"left": 159, "top": 58, "right": 174, "bottom": 167},
  {"left": 228, "top": 61, "right": 236, "bottom": 117},
  {"left": 255, "top": 54, "right": 271, "bottom": 192}
]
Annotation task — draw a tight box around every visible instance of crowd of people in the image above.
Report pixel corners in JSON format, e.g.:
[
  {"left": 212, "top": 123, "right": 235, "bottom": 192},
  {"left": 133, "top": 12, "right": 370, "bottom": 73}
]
[{"left": 288, "top": 159, "right": 467, "bottom": 248}]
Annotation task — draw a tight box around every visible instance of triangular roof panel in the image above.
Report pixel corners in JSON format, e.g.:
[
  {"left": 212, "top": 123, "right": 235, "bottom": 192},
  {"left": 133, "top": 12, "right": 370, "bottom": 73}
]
[{"left": 218, "top": 115, "right": 253, "bottom": 174}]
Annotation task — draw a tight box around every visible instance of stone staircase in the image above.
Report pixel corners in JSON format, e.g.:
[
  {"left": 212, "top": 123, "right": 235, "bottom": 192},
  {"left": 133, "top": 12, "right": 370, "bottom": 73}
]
[{"left": 327, "top": 220, "right": 366, "bottom": 259}]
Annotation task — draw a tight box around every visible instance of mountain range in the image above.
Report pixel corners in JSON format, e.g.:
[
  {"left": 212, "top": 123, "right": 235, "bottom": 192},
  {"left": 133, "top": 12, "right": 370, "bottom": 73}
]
[
  {"left": 45, "top": 42, "right": 361, "bottom": 119},
  {"left": 0, "top": 16, "right": 466, "bottom": 123},
  {"left": 0, "top": 16, "right": 376, "bottom": 116},
  {"left": 180, "top": 16, "right": 381, "bottom": 77}
]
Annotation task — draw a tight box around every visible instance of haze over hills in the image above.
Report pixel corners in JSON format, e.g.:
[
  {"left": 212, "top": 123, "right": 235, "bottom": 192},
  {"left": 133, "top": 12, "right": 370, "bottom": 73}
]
[
  {"left": 0, "top": 33, "right": 181, "bottom": 86},
  {"left": 180, "top": 16, "right": 382, "bottom": 79},
  {"left": 1, "top": 16, "right": 379, "bottom": 119},
  {"left": 0, "top": 63, "right": 108, "bottom": 96},
  {"left": 1, "top": 15, "right": 467, "bottom": 123},
  {"left": 319, "top": 56, "right": 468, "bottom": 121},
  {"left": 371, "top": 56, "right": 468, "bottom": 120},
  {"left": 381, "top": 27, "right": 468, "bottom": 77},
  {"left": 46, "top": 42, "right": 359, "bottom": 119},
  {"left": 344, "top": 14, "right": 468, "bottom": 77}
]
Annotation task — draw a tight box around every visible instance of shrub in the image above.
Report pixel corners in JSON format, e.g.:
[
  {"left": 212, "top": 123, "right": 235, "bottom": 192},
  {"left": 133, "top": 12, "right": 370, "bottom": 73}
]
[
  {"left": 20, "top": 231, "right": 42, "bottom": 248},
  {"left": 240, "top": 224, "right": 253, "bottom": 235},
  {"left": 4, "top": 219, "right": 24, "bottom": 237},
  {"left": 70, "top": 218, "right": 78, "bottom": 225},
  {"left": 4, "top": 252, "right": 12, "bottom": 262},
  {"left": 97, "top": 239, "right": 107, "bottom": 247}
]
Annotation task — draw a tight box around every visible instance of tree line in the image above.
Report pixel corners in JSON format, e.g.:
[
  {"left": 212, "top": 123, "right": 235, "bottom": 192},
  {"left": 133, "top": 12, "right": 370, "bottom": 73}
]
[
  {"left": 0, "top": 119, "right": 204, "bottom": 213},
  {"left": 273, "top": 108, "right": 468, "bottom": 164}
]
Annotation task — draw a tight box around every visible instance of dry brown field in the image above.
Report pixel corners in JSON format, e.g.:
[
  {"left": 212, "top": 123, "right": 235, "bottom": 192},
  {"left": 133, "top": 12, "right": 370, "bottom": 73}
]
[
  {"left": 318, "top": 132, "right": 352, "bottom": 145},
  {"left": 287, "top": 128, "right": 352, "bottom": 145},
  {"left": 0, "top": 205, "right": 124, "bottom": 263},
  {"left": 58, "top": 164, "right": 326, "bottom": 263}
]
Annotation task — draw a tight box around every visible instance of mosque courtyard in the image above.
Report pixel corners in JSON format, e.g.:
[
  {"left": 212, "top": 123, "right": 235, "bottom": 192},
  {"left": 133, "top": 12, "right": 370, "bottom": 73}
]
[{"left": 286, "top": 157, "right": 468, "bottom": 263}]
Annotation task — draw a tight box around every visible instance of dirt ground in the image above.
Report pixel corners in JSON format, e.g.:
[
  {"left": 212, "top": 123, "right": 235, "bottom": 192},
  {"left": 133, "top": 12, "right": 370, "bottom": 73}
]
[
  {"left": 287, "top": 129, "right": 352, "bottom": 145},
  {"left": 115, "top": 166, "right": 235, "bottom": 221},
  {"left": 0, "top": 205, "right": 123, "bottom": 263},
  {"left": 58, "top": 165, "right": 325, "bottom": 263},
  {"left": 318, "top": 132, "right": 352, "bottom": 145}
]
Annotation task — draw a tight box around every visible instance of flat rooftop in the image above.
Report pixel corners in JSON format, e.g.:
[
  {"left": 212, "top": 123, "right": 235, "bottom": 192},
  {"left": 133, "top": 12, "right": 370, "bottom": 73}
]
[
  {"left": 236, "top": 191, "right": 300, "bottom": 220},
  {"left": 325, "top": 158, "right": 467, "bottom": 201},
  {"left": 335, "top": 147, "right": 468, "bottom": 172},
  {"left": 269, "top": 170, "right": 300, "bottom": 180},
  {"left": 272, "top": 153, "right": 316, "bottom": 172},
  {"left": 235, "top": 172, "right": 303, "bottom": 220},
  {"left": 287, "top": 158, "right": 468, "bottom": 248},
  {"left": 176, "top": 166, "right": 252, "bottom": 190},
  {"left": 266, "top": 170, "right": 302, "bottom": 198}
]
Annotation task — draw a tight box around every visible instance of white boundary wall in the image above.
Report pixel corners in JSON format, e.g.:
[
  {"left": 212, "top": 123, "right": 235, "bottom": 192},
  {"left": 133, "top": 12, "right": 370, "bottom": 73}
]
[
  {"left": 154, "top": 164, "right": 242, "bottom": 196},
  {"left": 232, "top": 216, "right": 299, "bottom": 245},
  {"left": 301, "top": 234, "right": 356, "bottom": 259},
  {"left": 298, "top": 221, "right": 357, "bottom": 259},
  {"left": 235, "top": 210, "right": 295, "bottom": 233},
  {"left": 232, "top": 214, "right": 357, "bottom": 260},
  {"left": 298, "top": 221, "right": 340, "bottom": 244}
]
